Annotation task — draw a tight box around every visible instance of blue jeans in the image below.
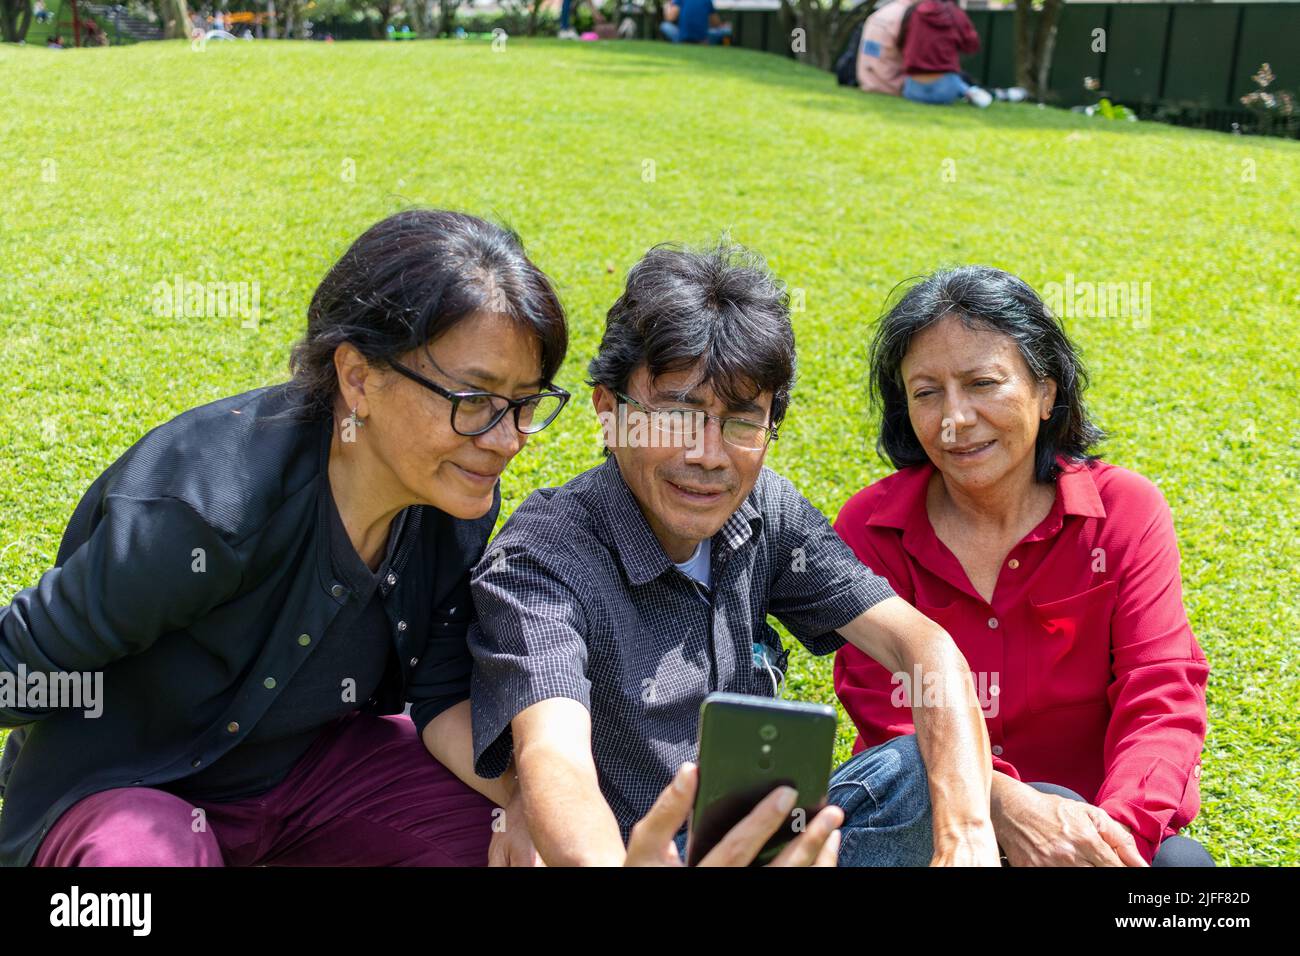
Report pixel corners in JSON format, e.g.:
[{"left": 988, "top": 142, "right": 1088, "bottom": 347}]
[
  {"left": 674, "top": 734, "right": 932, "bottom": 866},
  {"left": 903, "top": 73, "right": 970, "bottom": 105},
  {"left": 659, "top": 22, "right": 731, "bottom": 45}
]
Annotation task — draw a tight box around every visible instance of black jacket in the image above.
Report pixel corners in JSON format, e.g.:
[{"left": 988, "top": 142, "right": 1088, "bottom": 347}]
[{"left": 0, "top": 383, "right": 498, "bottom": 866}]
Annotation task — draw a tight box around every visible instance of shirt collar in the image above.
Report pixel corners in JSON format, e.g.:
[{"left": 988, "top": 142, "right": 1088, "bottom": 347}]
[
  {"left": 863, "top": 454, "right": 1106, "bottom": 605},
  {"left": 865, "top": 453, "right": 1107, "bottom": 534},
  {"left": 595, "top": 455, "right": 763, "bottom": 587}
]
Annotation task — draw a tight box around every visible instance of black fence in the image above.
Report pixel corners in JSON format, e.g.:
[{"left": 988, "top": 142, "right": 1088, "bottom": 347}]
[{"left": 726, "top": 2, "right": 1300, "bottom": 135}]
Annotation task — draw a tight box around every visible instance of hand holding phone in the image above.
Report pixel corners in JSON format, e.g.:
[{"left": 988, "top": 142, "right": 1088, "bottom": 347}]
[
  {"left": 623, "top": 760, "right": 844, "bottom": 867},
  {"left": 685, "top": 692, "right": 840, "bottom": 866}
]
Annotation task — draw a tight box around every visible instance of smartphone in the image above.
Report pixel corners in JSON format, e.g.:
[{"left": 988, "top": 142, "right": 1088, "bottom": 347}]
[{"left": 685, "top": 692, "right": 837, "bottom": 866}]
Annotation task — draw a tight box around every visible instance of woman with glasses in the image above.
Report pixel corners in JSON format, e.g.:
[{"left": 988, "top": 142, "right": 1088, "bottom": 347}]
[{"left": 0, "top": 209, "right": 571, "bottom": 867}]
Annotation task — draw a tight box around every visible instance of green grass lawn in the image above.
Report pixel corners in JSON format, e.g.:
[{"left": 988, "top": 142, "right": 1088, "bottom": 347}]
[{"left": 1, "top": 38, "right": 1296, "bottom": 865}]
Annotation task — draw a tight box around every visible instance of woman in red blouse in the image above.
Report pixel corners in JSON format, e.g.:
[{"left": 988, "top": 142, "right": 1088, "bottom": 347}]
[{"left": 834, "top": 266, "right": 1212, "bottom": 866}]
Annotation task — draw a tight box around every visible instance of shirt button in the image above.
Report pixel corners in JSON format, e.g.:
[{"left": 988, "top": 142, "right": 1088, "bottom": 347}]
[
  {"left": 330, "top": 584, "right": 347, "bottom": 599},
  {"left": 988, "top": 617, "right": 999, "bottom": 629},
  {"left": 298, "top": 633, "right": 312, "bottom": 646},
  {"left": 386, "top": 573, "right": 397, "bottom": 587},
  {"left": 409, "top": 656, "right": 419, "bottom": 667},
  {"left": 397, "top": 620, "right": 408, "bottom": 632},
  {"left": 991, "top": 745, "right": 1004, "bottom": 756},
  {"left": 263, "top": 677, "right": 277, "bottom": 689},
  {"left": 1193, "top": 764, "right": 1201, "bottom": 778},
  {"left": 191, "top": 759, "right": 202, "bottom": 768},
  {"left": 226, "top": 721, "right": 240, "bottom": 734},
  {"left": 1008, "top": 559, "right": 1020, "bottom": 569}
]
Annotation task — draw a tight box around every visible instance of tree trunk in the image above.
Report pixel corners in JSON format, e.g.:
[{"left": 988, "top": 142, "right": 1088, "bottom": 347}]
[
  {"left": 1013, "top": 0, "right": 1033, "bottom": 91},
  {"left": 777, "top": 0, "right": 861, "bottom": 72},
  {"left": 403, "top": 0, "right": 424, "bottom": 34},
  {"left": 1033, "top": 0, "right": 1064, "bottom": 99},
  {"left": 267, "top": 0, "right": 277, "bottom": 39},
  {"left": 160, "top": 0, "right": 190, "bottom": 39},
  {"left": 437, "top": 0, "right": 458, "bottom": 38},
  {"left": 1014, "top": 0, "right": 1065, "bottom": 101}
]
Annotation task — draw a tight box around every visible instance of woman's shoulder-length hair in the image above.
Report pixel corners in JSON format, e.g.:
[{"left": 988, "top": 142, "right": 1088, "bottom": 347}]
[{"left": 869, "top": 265, "right": 1105, "bottom": 483}]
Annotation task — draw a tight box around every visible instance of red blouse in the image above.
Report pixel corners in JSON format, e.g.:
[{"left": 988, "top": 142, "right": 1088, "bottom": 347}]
[{"left": 832, "top": 455, "right": 1209, "bottom": 862}]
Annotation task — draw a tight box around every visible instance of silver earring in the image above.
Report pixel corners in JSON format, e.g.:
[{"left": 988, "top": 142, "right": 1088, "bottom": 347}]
[{"left": 347, "top": 405, "right": 366, "bottom": 429}]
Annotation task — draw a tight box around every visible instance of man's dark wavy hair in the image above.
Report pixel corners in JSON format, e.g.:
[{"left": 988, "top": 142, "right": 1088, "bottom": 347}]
[{"left": 587, "top": 241, "right": 796, "bottom": 446}]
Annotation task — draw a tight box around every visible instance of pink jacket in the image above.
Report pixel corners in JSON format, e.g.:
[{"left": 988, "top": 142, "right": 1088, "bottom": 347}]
[{"left": 856, "top": 0, "right": 921, "bottom": 95}]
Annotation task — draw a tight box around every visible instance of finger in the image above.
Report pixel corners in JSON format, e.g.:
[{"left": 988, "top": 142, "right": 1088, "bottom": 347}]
[
  {"left": 1073, "top": 808, "right": 1126, "bottom": 867},
  {"left": 813, "top": 828, "right": 842, "bottom": 868},
  {"left": 1053, "top": 799, "right": 1121, "bottom": 867},
  {"left": 1088, "top": 808, "right": 1149, "bottom": 867},
  {"left": 514, "top": 840, "right": 539, "bottom": 868},
  {"left": 1078, "top": 826, "right": 1125, "bottom": 867},
  {"left": 488, "top": 834, "right": 507, "bottom": 868},
  {"left": 629, "top": 762, "right": 697, "bottom": 856},
  {"left": 699, "top": 785, "right": 797, "bottom": 867},
  {"left": 768, "top": 804, "right": 845, "bottom": 868}
]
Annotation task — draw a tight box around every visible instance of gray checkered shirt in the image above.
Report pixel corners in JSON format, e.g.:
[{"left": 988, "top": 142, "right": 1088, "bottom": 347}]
[{"left": 468, "top": 455, "right": 895, "bottom": 837}]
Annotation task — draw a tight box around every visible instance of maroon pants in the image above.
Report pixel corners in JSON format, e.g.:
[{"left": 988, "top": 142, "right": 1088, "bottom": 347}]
[{"left": 33, "top": 711, "right": 497, "bottom": 866}]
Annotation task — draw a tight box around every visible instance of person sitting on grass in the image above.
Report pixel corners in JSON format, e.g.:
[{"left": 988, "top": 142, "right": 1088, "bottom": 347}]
[
  {"left": 660, "top": 0, "right": 731, "bottom": 46},
  {"left": 0, "top": 209, "right": 842, "bottom": 870},
  {"left": 856, "top": 0, "right": 920, "bottom": 96},
  {"left": 899, "top": 0, "right": 994, "bottom": 108},
  {"left": 832, "top": 266, "right": 1213, "bottom": 867},
  {"left": 0, "top": 209, "right": 576, "bottom": 867},
  {"left": 467, "top": 242, "right": 1001, "bottom": 867}
]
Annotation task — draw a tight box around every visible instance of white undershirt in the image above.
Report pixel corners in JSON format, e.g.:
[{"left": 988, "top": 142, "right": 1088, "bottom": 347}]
[{"left": 673, "top": 537, "right": 712, "bottom": 590}]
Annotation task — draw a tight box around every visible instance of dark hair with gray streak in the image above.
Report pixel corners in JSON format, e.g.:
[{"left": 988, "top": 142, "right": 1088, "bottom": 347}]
[
  {"left": 870, "top": 265, "right": 1105, "bottom": 483},
  {"left": 587, "top": 240, "right": 796, "bottom": 432},
  {"left": 286, "top": 208, "right": 568, "bottom": 421}
]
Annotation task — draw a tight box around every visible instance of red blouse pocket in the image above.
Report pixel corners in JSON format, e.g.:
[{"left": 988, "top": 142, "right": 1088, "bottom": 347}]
[{"left": 1026, "top": 581, "right": 1117, "bottom": 714}]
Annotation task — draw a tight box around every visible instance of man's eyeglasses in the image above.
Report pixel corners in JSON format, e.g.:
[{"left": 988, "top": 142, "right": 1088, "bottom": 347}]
[
  {"left": 389, "top": 358, "right": 570, "bottom": 437},
  {"left": 614, "top": 391, "right": 777, "bottom": 451}
]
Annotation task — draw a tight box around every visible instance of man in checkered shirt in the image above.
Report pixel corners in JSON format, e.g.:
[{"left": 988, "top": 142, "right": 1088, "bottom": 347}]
[{"left": 468, "top": 242, "right": 1000, "bottom": 866}]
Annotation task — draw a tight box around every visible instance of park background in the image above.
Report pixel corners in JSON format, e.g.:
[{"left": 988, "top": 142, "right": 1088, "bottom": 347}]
[{"left": 1, "top": 19, "right": 1297, "bottom": 865}]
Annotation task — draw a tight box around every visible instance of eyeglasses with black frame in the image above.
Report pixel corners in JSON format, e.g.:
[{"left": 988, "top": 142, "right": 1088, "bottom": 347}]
[
  {"left": 614, "top": 390, "right": 778, "bottom": 451},
  {"left": 389, "top": 357, "right": 570, "bottom": 437}
]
